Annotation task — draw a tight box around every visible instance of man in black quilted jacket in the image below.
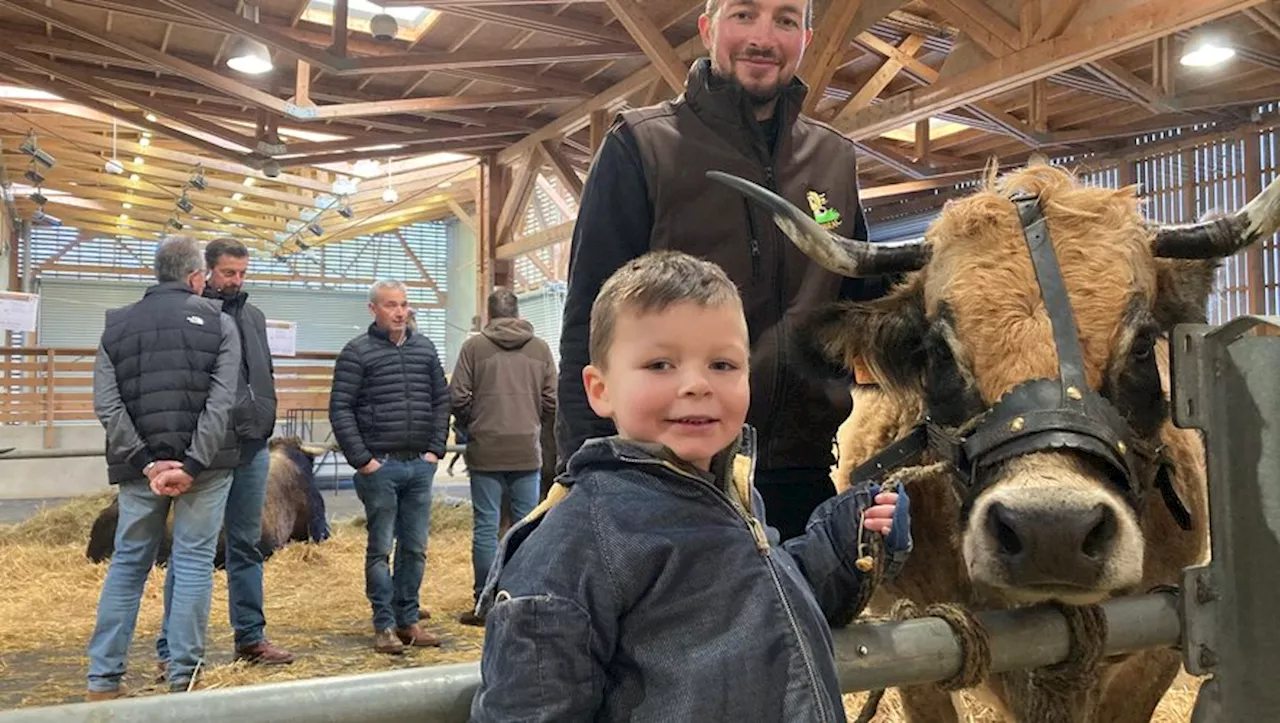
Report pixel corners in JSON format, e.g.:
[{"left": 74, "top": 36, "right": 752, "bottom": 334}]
[{"left": 328, "top": 279, "right": 450, "bottom": 654}]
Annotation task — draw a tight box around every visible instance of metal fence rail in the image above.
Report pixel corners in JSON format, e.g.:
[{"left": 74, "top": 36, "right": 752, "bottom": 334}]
[{"left": 0, "top": 593, "right": 1181, "bottom": 723}]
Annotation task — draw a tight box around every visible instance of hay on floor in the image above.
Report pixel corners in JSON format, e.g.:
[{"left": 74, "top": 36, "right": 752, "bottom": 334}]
[{"left": 0, "top": 494, "right": 1201, "bottom": 719}]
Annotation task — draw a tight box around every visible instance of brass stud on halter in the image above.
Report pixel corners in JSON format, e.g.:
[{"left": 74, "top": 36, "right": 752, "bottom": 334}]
[
  {"left": 1010, "top": 417, "right": 1026, "bottom": 432},
  {"left": 1066, "top": 386, "right": 1083, "bottom": 400}
]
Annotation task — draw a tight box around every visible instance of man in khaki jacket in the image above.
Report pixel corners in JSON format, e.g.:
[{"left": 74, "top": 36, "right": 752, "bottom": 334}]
[{"left": 449, "top": 288, "right": 556, "bottom": 624}]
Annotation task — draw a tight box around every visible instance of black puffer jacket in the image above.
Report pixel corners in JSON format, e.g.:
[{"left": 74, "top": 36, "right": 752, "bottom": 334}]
[{"left": 328, "top": 323, "right": 450, "bottom": 469}]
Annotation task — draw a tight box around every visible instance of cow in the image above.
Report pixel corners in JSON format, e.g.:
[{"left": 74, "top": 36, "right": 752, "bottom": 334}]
[
  {"left": 86, "top": 436, "right": 332, "bottom": 569},
  {"left": 708, "top": 161, "right": 1280, "bottom": 723}
]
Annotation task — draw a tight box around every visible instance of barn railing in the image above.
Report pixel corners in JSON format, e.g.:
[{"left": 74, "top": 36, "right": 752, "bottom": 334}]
[
  {"left": 0, "top": 593, "right": 1185, "bottom": 723},
  {"left": 0, "top": 347, "right": 338, "bottom": 448},
  {"left": 0, "top": 318, "right": 1275, "bottom": 722}
]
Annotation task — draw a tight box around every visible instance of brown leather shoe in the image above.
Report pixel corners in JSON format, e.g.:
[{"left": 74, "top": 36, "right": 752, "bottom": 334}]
[
  {"left": 85, "top": 687, "right": 125, "bottom": 702},
  {"left": 394, "top": 623, "right": 441, "bottom": 647},
  {"left": 458, "top": 610, "right": 485, "bottom": 627},
  {"left": 235, "top": 640, "right": 295, "bottom": 665},
  {"left": 374, "top": 628, "right": 405, "bottom": 655}
]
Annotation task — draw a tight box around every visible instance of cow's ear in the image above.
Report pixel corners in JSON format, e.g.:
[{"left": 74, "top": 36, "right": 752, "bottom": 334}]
[
  {"left": 794, "top": 277, "right": 929, "bottom": 393},
  {"left": 1152, "top": 258, "right": 1219, "bottom": 332}
]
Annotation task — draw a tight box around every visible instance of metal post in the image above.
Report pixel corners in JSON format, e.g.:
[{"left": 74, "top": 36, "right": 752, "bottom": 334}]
[
  {"left": 1173, "top": 316, "right": 1280, "bottom": 722},
  {"left": 0, "top": 593, "right": 1181, "bottom": 722},
  {"left": 833, "top": 590, "right": 1181, "bottom": 692}
]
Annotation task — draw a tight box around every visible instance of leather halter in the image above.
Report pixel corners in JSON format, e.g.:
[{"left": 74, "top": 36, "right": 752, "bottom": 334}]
[{"left": 849, "top": 194, "right": 1193, "bottom": 531}]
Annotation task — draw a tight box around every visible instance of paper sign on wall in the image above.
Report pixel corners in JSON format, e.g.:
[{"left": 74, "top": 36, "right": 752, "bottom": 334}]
[
  {"left": 265, "top": 319, "right": 297, "bottom": 357},
  {"left": 0, "top": 291, "right": 38, "bottom": 333}
]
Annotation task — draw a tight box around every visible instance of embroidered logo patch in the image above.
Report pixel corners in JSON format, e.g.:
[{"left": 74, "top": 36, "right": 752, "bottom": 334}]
[
  {"left": 806, "top": 189, "right": 842, "bottom": 230},
  {"left": 186, "top": 315, "right": 205, "bottom": 326}
]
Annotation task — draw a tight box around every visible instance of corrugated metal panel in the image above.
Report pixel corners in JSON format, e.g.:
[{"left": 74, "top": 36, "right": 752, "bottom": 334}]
[
  {"left": 517, "top": 283, "right": 566, "bottom": 364},
  {"left": 869, "top": 211, "right": 940, "bottom": 243},
  {"left": 34, "top": 278, "right": 428, "bottom": 354}
]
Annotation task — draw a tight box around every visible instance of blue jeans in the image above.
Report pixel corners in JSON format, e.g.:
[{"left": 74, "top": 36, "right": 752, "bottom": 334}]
[
  {"left": 352, "top": 456, "right": 436, "bottom": 632},
  {"left": 157, "top": 442, "right": 271, "bottom": 660},
  {"left": 469, "top": 469, "right": 539, "bottom": 598},
  {"left": 86, "top": 470, "right": 233, "bottom": 693}
]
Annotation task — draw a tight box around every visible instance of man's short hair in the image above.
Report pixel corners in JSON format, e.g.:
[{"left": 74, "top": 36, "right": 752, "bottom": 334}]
[
  {"left": 369, "top": 279, "right": 407, "bottom": 304},
  {"left": 487, "top": 287, "right": 519, "bottom": 319},
  {"left": 588, "top": 250, "right": 742, "bottom": 368},
  {"left": 205, "top": 237, "right": 249, "bottom": 270},
  {"left": 154, "top": 235, "right": 205, "bottom": 283},
  {"left": 703, "top": 0, "right": 812, "bottom": 28}
]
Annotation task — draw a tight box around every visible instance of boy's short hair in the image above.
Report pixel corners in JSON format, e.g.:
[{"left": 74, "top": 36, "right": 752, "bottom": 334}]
[{"left": 588, "top": 251, "right": 742, "bottom": 368}]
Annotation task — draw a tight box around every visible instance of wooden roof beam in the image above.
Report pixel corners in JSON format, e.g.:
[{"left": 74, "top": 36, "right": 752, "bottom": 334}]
[
  {"left": 927, "top": 0, "right": 1021, "bottom": 56},
  {"left": 834, "top": 0, "right": 1270, "bottom": 141},
  {"left": 603, "top": 0, "right": 691, "bottom": 94},
  {"left": 496, "top": 34, "right": 706, "bottom": 165},
  {"left": 850, "top": 32, "right": 1039, "bottom": 147},
  {"left": 1, "top": 121, "right": 331, "bottom": 193},
  {"left": 0, "top": 47, "right": 259, "bottom": 154},
  {"left": 1244, "top": 4, "right": 1280, "bottom": 42},
  {"left": 798, "top": 0, "right": 869, "bottom": 116},
  {"left": 0, "top": 70, "right": 262, "bottom": 168},
  {"left": 538, "top": 140, "right": 585, "bottom": 201},
  {"left": 832, "top": 35, "right": 927, "bottom": 121},
  {"left": 853, "top": 139, "right": 934, "bottom": 178},
  {"left": 433, "top": 5, "right": 633, "bottom": 44},
  {"left": 277, "top": 139, "right": 505, "bottom": 168},
  {"left": 1085, "top": 58, "right": 1177, "bottom": 114},
  {"left": 0, "top": 0, "right": 293, "bottom": 116},
  {"left": 1032, "top": 0, "right": 1086, "bottom": 42}
]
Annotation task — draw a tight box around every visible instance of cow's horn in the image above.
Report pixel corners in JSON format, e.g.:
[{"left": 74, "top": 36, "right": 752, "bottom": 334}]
[
  {"left": 300, "top": 444, "right": 330, "bottom": 457},
  {"left": 1153, "top": 173, "right": 1280, "bottom": 258},
  {"left": 705, "top": 170, "right": 931, "bottom": 276}
]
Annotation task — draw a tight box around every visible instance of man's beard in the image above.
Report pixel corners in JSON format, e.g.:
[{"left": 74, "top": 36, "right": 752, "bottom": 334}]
[
  {"left": 714, "top": 58, "right": 786, "bottom": 107},
  {"left": 214, "top": 284, "right": 241, "bottom": 298}
]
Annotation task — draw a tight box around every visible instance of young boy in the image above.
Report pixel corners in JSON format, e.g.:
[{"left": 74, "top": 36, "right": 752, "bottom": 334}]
[{"left": 469, "top": 251, "right": 911, "bottom": 722}]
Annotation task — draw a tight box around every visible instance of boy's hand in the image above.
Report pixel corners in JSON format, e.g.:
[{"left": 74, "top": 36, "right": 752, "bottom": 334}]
[
  {"left": 860, "top": 491, "right": 898, "bottom": 535},
  {"left": 860, "top": 482, "right": 912, "bottom": 559}
]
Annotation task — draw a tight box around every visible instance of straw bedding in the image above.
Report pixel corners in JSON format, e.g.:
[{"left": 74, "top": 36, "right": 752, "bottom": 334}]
[{"left": 0, "top": 494, "right": 1199, "bottom": 719}]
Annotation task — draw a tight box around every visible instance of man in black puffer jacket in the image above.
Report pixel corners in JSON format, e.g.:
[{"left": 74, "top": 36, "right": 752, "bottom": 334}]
[{"left": 329, "top": 279, "right": 450, "bottom": 654}]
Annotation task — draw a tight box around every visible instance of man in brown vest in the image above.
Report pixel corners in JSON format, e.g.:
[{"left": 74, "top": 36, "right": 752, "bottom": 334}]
[{"left": 555, "top": 0, "right": 895, "bottom": 541}]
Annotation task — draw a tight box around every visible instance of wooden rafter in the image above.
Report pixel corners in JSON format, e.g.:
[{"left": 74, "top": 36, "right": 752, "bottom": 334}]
[
  {"left": 799, "top": 0, "right": 872, "bottom": 116},
  {"left": 833, "top": 0, "right": 1269, "bottom": 141},
  {"left": 602, "top": 0, "right": 690, "bottom": 94},
  {"left": 538, "top": 140, "right": 585, "bottom": 201},
  {"left": 834, "top": 35, "right": 928, "bottom": 121}
]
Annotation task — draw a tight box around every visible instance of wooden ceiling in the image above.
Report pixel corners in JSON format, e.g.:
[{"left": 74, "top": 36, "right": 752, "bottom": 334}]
[{"left": 0, "top": 0, "right": 1277, "bottom": 259}]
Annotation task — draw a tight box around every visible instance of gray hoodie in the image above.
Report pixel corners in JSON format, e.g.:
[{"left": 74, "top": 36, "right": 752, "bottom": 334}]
[{"left": 448, "top": 317, "right": 556, "bottom": 471}]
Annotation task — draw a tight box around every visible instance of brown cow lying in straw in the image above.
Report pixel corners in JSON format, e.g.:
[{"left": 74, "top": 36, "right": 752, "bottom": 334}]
[
  {"left": 710, "top": 160, "right": 1280, "bottom": 723},
  {"left": 86, "top": 436, "right": 332, "bottom": 569}
]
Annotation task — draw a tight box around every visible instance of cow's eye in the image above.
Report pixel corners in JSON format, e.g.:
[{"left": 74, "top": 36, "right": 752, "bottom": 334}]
[{"left": 1131, "top": 329, "right": 1156, "bottom": 362}]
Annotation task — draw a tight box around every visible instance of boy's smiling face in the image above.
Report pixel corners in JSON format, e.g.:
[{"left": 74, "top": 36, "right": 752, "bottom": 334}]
[{"left": 584, "top": 300, "right": 750, "bottom": 471}]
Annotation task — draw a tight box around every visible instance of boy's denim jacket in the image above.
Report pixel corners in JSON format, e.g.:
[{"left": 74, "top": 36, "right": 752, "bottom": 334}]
[{"left": 469, "top": 428, "right": 912, "bottom": 723}]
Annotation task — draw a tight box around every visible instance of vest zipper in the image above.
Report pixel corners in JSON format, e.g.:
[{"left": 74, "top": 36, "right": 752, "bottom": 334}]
[
  {"left": 613, "top": 453, "right": 832, "bottom": 721},
  {"left": 762, "top": 163, "right": 786, "bottom": 469},
  {"left": 741, "top": 199, "right": 762, "bottom": 280}
]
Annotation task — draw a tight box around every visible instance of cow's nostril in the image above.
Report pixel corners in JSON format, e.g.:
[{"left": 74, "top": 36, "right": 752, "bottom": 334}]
[
  {"left": 1081, "top": 503, "right": 1117, "bottom": 560},
  {"left": 988, "top": 502, "right": 1023, "bottom": 556}
]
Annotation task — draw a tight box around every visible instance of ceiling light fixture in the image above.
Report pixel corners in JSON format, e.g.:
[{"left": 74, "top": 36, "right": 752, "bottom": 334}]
[
  {"left": 383, "top": 158, "right": 398, "bottom": 203},
  {"left": 226, "top": 3, "right": 274, "bottom": 75},
  {"left": 1180, "top": 32, "right": 1235, "bottom": 67},
  {"left": 104, "top": 120, "right": 123, "bottom": 174}
]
